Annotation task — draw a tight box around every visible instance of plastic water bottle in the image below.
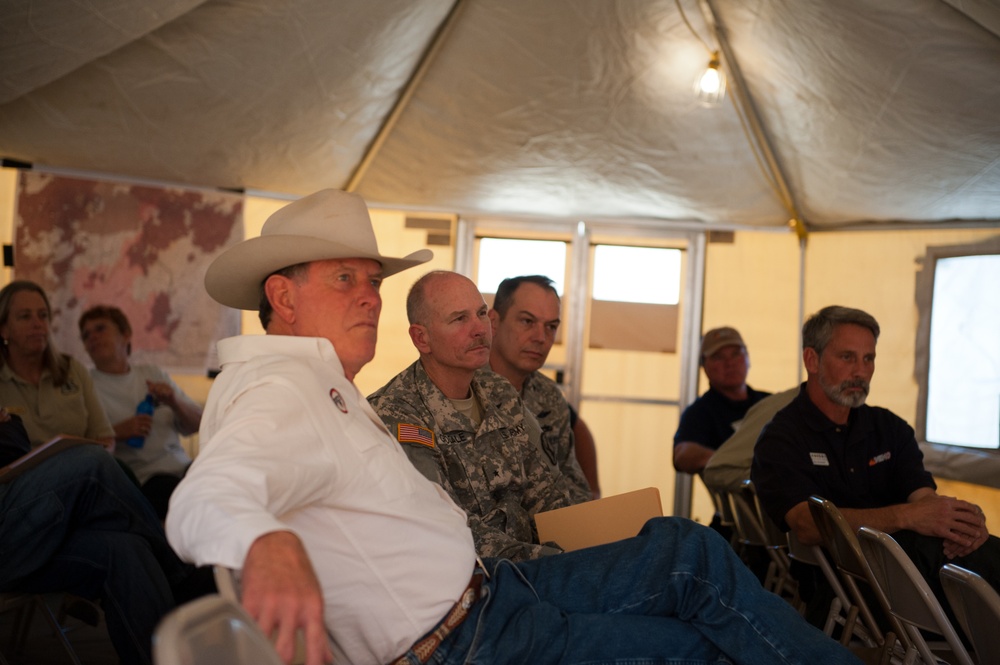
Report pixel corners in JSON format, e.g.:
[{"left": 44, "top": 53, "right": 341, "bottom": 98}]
[{"left": 126, "top": 394, "right": 156, "bottom": 448}]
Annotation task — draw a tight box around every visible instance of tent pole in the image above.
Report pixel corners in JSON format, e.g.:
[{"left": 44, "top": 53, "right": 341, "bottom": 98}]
[
  {"left": 345, "top": 0, "right": 469, "bottom": 193},
  {"left": 565, "top": 222, "right": 590, "bottom": 409},
  {"left": 797, "top": 235, "right": 806, "bottom": 384},
  {"left": 699, "top": 0, "right": 807, "bottom": 240},
  {"left": 672, "top": 231, "right": 707, "bottom": 518}
]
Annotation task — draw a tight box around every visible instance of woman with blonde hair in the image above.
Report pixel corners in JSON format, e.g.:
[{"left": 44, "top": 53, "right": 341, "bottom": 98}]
[{"left": 0, "top": 280, "right": 113, "bottom": 447}]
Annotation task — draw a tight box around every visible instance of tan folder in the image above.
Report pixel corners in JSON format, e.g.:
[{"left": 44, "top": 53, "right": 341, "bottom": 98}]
[{"left": 534, "top": 487, "right": 663, "bottom": 552}]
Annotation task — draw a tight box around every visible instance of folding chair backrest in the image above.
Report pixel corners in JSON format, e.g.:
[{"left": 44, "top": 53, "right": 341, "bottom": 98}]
[
  {"left": 785, "top": 529, "right": 820, "bottom": 566},
  {"left": 807, "top": 497, "right": 873, "bottom": 582},
  {"left": 153, "top": 594, "right": 283, "bottom": 665},
  {"left": 211, "top": 566, "right": 307, "bottom": 665},
  {"left": 742, "top": 480, "right": 787, "bottom": 550},
  {"left": 857, "top": 527, "right": 973, "bottom": 665},
  {"left": 807, "top": 496, "right": 904, "bottom": 652},
  {"left": 940, "top": 563, "right": 1000, "bottom": 664},
  {"left": 212, "top": 566, "right": 242, "bottom": 603},
  {"left": 729, "top": 481, "right": 800, "bottom": 605},
  {"left": 706, "top": 485, "right": 736, "bottom": 530},
  {"left": 727, "top": 487, "right": 768, "bottom": 548},
  {"left": 0, "top": 592, "right": 83, "bottom": 665},
  {"left": 785, "top": 529, "right": 880, "bottom": 645}
]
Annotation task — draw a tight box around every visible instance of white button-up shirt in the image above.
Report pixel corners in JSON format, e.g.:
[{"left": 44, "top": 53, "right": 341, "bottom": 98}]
[{"left": 167, "top": 335, "right": 475, "bottom": 665}]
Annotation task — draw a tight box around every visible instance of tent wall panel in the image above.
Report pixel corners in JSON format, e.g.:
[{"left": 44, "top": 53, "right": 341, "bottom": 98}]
[
  {"left": 703, "top": 230, "right": 802, "bottom": 395},
  {"left": 803, "top": 228, "right": 998, "bottom": 427}
]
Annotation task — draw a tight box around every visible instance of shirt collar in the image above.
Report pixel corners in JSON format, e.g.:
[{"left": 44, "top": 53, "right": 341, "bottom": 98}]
[
  {"left": 0, "top": 361, "right": 52, "bottom": 385},
  {"left": 795, "top": 381, "right": 872, "bottom": 438},
  {"left": 217, "top": 334, "right": 346, "bottom": 376}
]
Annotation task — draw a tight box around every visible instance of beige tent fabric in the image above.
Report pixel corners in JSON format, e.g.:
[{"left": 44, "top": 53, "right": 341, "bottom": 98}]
[
  {"left": 1, "top": 0, "right": 998, "bottom": 229},
  {"left": 2, "top": 0, "right": 999, "bottom": 510}
]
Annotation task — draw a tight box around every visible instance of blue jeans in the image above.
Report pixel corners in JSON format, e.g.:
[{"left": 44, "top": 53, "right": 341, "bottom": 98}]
[
  {"left": 409, "top": 518, "right": 860, "bottom": 665},
  {"left": 0, "top": 445, "right": 189, "bottom": 665}
]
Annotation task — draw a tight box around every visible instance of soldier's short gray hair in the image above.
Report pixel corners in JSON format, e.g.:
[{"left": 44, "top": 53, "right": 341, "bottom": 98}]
[{"left": 406, "top": 270, "right": 451, "bottom": 325}]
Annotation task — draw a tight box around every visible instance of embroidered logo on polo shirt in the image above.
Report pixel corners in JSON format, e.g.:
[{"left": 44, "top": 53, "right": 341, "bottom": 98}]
[
  {"left": 869, "top": 451, "right": 892, "bottom": 467},
  {"left": 810, "top": 452, "right": 830, "bottom": 467},
  {"left": 397, "top": 423, "right": 435, "bottom": 449},
  {"left": 329, "top": 388, "right": 348, "bottom": 413}
]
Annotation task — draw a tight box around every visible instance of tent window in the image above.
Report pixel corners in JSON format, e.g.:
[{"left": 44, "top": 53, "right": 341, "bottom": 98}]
[
  {"left": 589, "top": 245, "right": 681, "bottom": 353},
  {"left": 476, "top": 238, "right": 567, "bottom": 295},
  {"left": 916, "top": 240, "right": 1000, "bottom": 450},
  {"left": 592, "top": 245, "right": 680, "bottom": 304}
]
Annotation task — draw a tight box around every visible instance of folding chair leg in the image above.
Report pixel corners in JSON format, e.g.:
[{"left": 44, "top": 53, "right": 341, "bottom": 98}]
[
  {"left": 35, "top": 597, "right": 83, "bottom": 665},
  {"left": 876, "top": 631, "right": 898, "bottom": 665},
  {"left": 904, "top": 624, "right": 940, "bottom": 665},
  {"left": 822, "top": 596, "right": 841, "bottom": 637},
  {"left": 839, "top": 605, "right": 861, "bottom": 646},
  {"left": 8, "top": 602, "right": 33, "bottom": 654}
]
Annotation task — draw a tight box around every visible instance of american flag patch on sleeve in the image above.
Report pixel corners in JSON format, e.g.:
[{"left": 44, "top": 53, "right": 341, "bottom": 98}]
[{"left": 397, "top": 423, "right": 435, "bottom": 449}]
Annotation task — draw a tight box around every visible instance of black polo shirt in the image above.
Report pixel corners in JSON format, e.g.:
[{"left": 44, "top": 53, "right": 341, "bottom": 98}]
[
  {"left": 673, "top": 385, "right": 770, "bottom": 451},
  {"left": 752, "top": 384, "right": 935, "bottom": 530}
]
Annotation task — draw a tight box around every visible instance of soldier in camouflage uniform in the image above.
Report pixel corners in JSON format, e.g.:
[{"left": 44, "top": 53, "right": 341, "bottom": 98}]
[
  {"left": 519, "top": 371, "right": 588, "bottom": 491},
  {"left": 488, "top": 275, "right": 599, "bottom": 498},
  {"left": 368, "top": 271, "right": 590, "bottom": 561}
]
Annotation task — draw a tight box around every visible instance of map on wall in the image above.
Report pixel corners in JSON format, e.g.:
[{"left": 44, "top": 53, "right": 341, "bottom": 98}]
[{"left": 14, "top": 172, "right": 244, "bottom": 374}]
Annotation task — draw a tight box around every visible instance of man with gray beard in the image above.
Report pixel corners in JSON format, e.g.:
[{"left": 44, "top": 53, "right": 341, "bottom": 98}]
[{"left": 752, "top": 305, "right": 1000, "bottom": 611}]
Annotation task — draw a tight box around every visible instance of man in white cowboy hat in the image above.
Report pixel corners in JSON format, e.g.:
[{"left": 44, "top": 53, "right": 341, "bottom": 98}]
[{"left": 166, "top": 189, "right": 859, "bottom": 665}]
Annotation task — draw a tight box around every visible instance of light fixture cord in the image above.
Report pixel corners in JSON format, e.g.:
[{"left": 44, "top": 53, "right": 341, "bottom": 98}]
[{"left": 674, "top": 0, "right": 714, "bottom": 56}]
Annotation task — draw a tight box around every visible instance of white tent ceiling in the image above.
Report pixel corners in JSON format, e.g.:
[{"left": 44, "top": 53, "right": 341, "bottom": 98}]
[{"left": 1, "top": 0, "right": 999, "bottom": 230}]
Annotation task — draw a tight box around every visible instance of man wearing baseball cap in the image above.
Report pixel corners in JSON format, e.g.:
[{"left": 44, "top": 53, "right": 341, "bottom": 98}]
[
  {"left": 166, "top": 189, "right": 858, "bottom": 665},
  {"left": 674, "top": 326, "right": 771, "bottom": 477}
]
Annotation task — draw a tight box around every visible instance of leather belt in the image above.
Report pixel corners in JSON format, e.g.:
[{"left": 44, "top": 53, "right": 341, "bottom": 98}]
[{"left": 389, "top": 568, "right": 486, "bottom": 665}]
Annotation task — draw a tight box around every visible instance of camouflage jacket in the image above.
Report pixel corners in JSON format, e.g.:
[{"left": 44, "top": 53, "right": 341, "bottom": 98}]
[
  {"left": 521, "top": 371, "right": 590, "bottom": 497},
  {"left": 368, "top": 361, "right": 590, "bottom": 561}
]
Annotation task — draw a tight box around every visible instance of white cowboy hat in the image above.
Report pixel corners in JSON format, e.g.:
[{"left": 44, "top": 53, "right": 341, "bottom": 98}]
[{"left": 205, "top": 189, "right": 432, "bottom": 310}]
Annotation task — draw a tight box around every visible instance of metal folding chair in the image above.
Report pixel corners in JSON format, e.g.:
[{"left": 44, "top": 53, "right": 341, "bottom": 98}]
[
  {"left": 705, "top": 484, "right": 739, "bottom": 549},
  {"left": 212, "top": 566, "right": 242, "bottom": 603},
  {"left": 857, "top": 527, "right": 973, "bottom": 665},
  {"left": 940, "top": 563, "right": 1000, "bottom": 664},
  {"left": 785, "top": 529, "right": 880, "bottom": 647},
  {"left": 211, "top": 566, "right": 306, "bottom": 664},
  {"left": 0, "top": 592, "right": 83, "bottom": 665},
  {"left": 153, "top": 594, "right": 283, "bottom": 665},
  {"left": 731, "top": 481, "right": 801, "bottom": 608},
  {"left": 808, "top": 496, "right": 906, "bottom": 663}
]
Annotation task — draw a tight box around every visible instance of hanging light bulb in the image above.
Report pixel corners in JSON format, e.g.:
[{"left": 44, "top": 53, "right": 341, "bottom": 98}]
[{"left": 694, "top": 51, "right": 726, "bottom": 107}]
